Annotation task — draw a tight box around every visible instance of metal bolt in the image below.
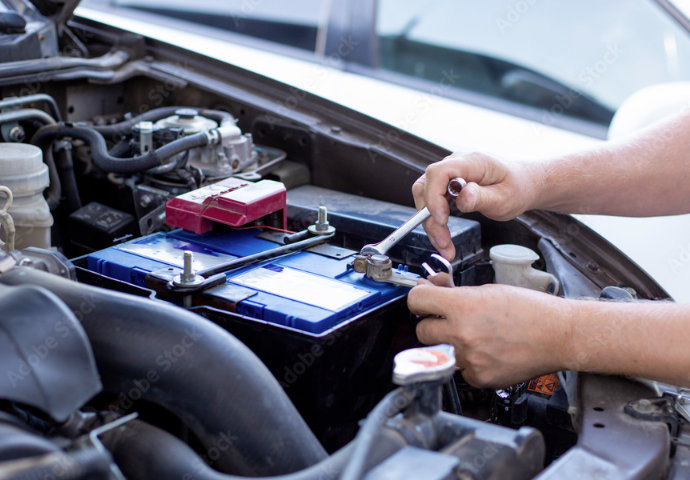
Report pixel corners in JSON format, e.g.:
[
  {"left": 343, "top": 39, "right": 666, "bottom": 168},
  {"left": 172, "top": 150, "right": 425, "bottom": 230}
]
[
  {"left": 308, "top": 205, "right": 335, "bottom": 235},
  {"left": 317, "top": 206, "right": 328, "bottom": 228},
  {"left": 172, "top": 250, "right": 205, "bottom": 290},
  {"left": 139, "top": 194, "right": 153, "bottom": 208},
  {"left": 182, "top": 251, "right": 195, "bottom": 283},
  {"left": 8, "top": 125, "right": 25, "bottom": 142}
]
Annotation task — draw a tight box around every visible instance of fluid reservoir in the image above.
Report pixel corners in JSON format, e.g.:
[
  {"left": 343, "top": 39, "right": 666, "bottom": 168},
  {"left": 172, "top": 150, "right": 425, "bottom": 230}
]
[
  {"left": 0, "top": 143, "right": 53, "bottom": 249},
  {"left": 490, "top": 244, "right": 559, "bottom": 294}
]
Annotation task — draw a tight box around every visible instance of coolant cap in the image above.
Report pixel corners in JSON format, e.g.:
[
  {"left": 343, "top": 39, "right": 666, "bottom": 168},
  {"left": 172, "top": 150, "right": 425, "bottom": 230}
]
[{"left": 393, "top": 344, "right": 456, "bottom": 386}]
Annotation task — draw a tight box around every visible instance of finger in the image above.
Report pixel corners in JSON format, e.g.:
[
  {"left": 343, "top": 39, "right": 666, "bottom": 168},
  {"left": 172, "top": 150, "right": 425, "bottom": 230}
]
[
  {"left": 407, "top": 283, "right": 451, "bottom": 317},
  {"left": 423, "top": 162, "right": 456, "bottom": 225},
  {"left": 415, "top": 316, "right": 455, "bottom": 345},
  {"left": 414, "top": 173, "right": 455, "bottom": 259},
  {"left": 424, "top": 154, "right": 496, "bottom": 224},
  {"left": 412, "top": 174, "right": 426, "bottom": 210},
  {"left": 426, "top": 272, "right": 452, "bottom": 287},
  {"left": 423, "top": 218, "right": 455, "bottom": 261}
]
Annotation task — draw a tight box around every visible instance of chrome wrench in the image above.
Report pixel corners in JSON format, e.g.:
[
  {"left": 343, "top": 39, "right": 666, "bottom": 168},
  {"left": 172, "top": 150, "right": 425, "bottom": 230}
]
[
  {"left": 360, "top": 177, "right": 466, "bottom": 256},
  {"left": 422, "top": 253, "right": 455, "bottom": 288}
]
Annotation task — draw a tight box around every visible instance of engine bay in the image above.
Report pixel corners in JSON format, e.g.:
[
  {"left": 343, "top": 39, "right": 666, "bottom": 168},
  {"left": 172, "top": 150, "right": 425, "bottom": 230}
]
[{"left": 0, "top": 16, "right": 684, "bottom": 479}]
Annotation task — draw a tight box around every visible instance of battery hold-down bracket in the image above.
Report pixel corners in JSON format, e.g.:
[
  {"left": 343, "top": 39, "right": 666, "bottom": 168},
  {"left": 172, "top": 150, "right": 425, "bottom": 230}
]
[{"left": 165, "top": 177, "right": 287, "bottom": 233}]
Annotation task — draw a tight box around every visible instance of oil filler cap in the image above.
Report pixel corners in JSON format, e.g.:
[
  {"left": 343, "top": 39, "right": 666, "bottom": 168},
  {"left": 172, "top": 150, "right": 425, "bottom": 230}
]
[{"left": 392, "top": 344, "right": 456, "bottom": 386}]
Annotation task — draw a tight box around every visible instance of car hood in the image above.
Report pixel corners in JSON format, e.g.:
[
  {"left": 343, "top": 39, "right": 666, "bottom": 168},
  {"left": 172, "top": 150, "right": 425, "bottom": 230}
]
[
  {"left": 28, "top": 0, "right": 80, "bottom": 29},
  {"left": 4, "top": 0, "right": 79, "bottom": 32}
]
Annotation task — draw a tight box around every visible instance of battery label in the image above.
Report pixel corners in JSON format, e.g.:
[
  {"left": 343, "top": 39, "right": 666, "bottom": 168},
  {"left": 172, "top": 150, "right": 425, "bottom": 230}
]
[
  {"left": 230, "top": 264, "right": 371, "bottom": 311},
  {"left": 116, "top": 236, "right": 235, "bottom": 271}
]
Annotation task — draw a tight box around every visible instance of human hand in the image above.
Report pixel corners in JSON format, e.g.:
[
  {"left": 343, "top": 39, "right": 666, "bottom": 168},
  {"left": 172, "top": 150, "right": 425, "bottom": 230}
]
[
  {"left": 407, "top": 282, "right": 572, "bottom": 388},
  {"left": 412, "top": 152, "right": 538, "bottom": 260}
]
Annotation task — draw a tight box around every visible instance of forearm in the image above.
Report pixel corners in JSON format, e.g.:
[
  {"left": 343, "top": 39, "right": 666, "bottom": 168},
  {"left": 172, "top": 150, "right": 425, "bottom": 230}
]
[
  {"left": 530, "top": 110, "right": 690, "bottom": 216},
  {"left": 561, "top": 299, "right": 690, "bottom": 386}
]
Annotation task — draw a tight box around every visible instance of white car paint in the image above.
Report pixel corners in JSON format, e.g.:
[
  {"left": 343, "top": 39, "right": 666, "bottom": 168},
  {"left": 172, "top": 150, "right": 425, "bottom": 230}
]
[{"left": 75, "top": 6, "right": 690, "bottom": 301}]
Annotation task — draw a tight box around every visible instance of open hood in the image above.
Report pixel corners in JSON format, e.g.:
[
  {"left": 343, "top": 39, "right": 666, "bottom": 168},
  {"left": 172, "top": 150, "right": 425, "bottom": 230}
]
[
  {"left": 27, "top": 0, "right": 80, "bottom": 31},
  {"left": 0, "top": 0, "right": 77, "bottom": 61}
]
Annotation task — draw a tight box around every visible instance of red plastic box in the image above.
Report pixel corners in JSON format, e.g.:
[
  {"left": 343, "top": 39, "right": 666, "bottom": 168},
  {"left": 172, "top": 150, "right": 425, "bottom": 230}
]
[{"left": 165, "top": 177, "right": 286, "bottom": 233}]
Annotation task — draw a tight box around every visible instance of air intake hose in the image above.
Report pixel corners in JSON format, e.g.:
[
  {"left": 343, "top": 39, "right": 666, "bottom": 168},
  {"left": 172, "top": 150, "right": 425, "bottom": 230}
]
[
  {"left": 102, "top": 419, "right": 351, "bottom": 480},
  {"left": 0, "top": 268, "right": 327, "bottom": 476}
]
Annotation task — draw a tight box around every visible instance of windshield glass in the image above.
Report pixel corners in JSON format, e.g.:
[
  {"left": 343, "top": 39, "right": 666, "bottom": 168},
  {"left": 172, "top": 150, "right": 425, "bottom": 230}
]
[
  {"left": 106, "top": 0, "right": 329, "bottom": 51},
  {"left": 377, "top": 0, "right": 690, "bottom": 123}
]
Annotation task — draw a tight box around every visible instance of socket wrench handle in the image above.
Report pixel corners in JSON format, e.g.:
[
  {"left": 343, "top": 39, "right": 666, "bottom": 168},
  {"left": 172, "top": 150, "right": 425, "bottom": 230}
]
[
  {"left": 360, "top": 177, "right": 465, "bottom": 256},
  {"left": 361, "top": 208, "right": 432, "bottom": 256}
]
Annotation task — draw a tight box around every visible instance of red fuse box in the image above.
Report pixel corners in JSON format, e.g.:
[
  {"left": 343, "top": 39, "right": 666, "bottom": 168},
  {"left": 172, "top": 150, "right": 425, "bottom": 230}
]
[{"left": 165, "top": 177, "right": 287, "bottom": 233}]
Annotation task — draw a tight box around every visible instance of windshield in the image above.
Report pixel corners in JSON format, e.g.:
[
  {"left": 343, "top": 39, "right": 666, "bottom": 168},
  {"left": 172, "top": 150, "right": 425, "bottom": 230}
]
[
  {"left": 103, "top": 0, "right": 329, "bottom": 51},
  {"left": 376, "top": 0, "right": 690, "bottom": 122}
]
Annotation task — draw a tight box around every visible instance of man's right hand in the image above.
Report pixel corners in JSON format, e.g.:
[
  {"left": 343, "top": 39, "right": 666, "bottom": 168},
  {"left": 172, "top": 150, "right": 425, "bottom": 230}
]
[{"left": 412, "top": 152, "right": 539, "bottom": 260}]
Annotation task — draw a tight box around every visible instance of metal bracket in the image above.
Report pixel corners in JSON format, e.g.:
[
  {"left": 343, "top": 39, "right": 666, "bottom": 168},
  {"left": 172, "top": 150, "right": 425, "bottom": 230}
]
[
  {"left": 624, "top": 396, "right": 679, "bottom": 437},
  {"left": 663, "top": 388, "right": 690, "bottom": 425}
]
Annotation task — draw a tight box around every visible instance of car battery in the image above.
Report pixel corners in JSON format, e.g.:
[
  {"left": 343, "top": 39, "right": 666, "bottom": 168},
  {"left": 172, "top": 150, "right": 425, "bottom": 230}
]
[
  {"left": 86, "top": 228, "right": 409, "bottom": 334},
  {"left": 80, "top": 188, "right": 485, "bottom": 451}
]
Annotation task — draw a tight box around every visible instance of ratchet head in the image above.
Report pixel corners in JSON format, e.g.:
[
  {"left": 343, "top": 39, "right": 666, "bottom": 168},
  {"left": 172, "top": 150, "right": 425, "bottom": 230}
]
[{"left": 447, "top": 177, "right": 467, "bottom": 197}]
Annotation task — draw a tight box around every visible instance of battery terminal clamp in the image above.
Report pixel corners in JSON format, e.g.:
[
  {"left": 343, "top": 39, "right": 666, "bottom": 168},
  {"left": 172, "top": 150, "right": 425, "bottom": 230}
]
[{"left": 351, "top": 253, "right": 419, "bottom": 288}]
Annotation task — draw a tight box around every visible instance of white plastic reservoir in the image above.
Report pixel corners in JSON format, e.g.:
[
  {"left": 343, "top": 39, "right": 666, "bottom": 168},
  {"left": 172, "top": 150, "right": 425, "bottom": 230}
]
[
  {"left": 490, "top": 244, "right": 559, "bottom": 294},
  {"left": 0, "top": 143, "right": 53, "bottom": 249}
]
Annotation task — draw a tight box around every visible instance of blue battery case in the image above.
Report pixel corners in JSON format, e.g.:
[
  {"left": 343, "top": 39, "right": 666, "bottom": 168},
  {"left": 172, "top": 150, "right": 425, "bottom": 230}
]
[{"left": 87, "top": 229, "right": 410, "bottom": 334}]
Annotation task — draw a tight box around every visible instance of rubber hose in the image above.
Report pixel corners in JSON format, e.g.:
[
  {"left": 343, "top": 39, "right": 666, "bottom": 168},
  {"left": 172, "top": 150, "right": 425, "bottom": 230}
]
[
  {"left": 0, "top": 268, "right": 327, "bottom": 476},
  {"left": 339, "top": 388, "right": 416, "bottom": 480},
  {"left": 42, "top": 145, "right": 62, "bottom": 211},
  {"left": 102, "top": 420, "right": 351, "bottom": 480},
  {"left": 0, "top": 448, "right": 112, "bottom": 480},
  {"left": 107, "top": 139, "right": 132, "bottom": 158},
  {"left": 0, "top": 422, "right": 60, "bottom": 462},
  {"left": 53, "top": 141, "right": 81, "bottom": 212},
  {"left": 31, "top": 124, "right": 209, "bottom": 174},
  {"left": 92, "top": 107, "right": 236, "bottom": 140},
  {"left": 91, "top": 106, "right": 181, "bottom": 140}
]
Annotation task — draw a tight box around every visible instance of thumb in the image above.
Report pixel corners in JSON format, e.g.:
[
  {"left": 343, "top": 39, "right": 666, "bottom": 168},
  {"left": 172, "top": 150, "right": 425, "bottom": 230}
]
[{"left": 457, "top": 182, "right": 506, "bottom": 218}]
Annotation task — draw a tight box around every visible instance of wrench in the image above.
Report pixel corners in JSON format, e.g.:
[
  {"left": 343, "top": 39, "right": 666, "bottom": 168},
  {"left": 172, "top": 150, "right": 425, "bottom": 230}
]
[
  {"left": 422, "top": 253, "right": 455, "bottom": 288},
  {"left": 360, "top": 177, "right": 466, "bottom": 256}
]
